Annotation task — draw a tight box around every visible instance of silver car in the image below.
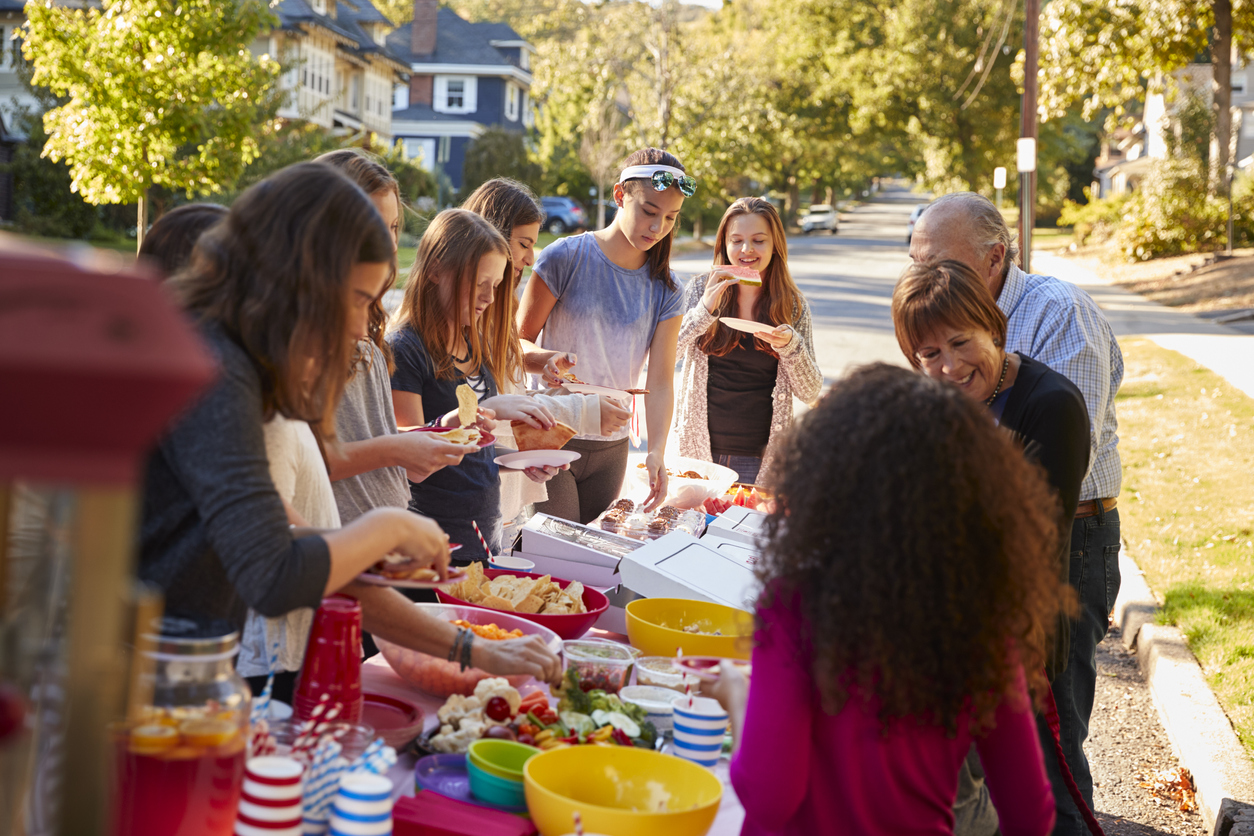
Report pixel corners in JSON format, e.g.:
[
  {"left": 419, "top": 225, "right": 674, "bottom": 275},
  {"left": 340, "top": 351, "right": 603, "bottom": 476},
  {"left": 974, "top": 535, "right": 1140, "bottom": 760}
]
[
  {"left": 800, "top": 204, "right": 839, "bottom": 234},
  {"left": 906, "top": 204, "right": 928, "bottom": 244}
]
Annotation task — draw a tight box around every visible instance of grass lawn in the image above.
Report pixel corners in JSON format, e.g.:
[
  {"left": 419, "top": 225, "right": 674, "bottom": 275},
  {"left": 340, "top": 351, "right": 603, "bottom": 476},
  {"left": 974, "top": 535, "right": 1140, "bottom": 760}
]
[{"left": 1117, "top": 338, "right": 1254, "bottom": 751}]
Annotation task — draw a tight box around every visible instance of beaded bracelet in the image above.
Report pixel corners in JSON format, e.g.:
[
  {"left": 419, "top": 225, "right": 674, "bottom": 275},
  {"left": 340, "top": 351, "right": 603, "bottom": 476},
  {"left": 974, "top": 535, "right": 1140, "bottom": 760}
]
[
  {"left": 447, "top": 628, "right": 465, "bottom": 663},
  {"left": 459, "top": 630, "right": 475, "bottom": 672}
]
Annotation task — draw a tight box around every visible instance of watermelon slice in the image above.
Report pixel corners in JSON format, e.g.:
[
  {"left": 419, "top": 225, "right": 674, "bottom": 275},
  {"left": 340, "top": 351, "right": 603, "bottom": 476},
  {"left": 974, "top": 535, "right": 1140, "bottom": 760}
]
[{"left": 717, "top": 265, "right": 763, "bottom": 286}]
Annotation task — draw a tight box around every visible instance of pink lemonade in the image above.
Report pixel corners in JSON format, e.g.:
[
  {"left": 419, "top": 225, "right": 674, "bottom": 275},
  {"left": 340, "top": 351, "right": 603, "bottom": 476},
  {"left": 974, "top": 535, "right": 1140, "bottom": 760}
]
[{"left": 112, "top": 733, "right": 246, "bottom": 836}]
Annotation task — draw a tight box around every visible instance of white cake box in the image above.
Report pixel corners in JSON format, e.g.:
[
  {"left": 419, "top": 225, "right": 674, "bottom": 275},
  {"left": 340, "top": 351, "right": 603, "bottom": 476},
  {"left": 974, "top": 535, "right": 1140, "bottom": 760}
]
[
  {"left": 617, "top": 531, "right": 761, "bottom": 611},
  {"left": 702, "top": 505, "right": 770, "bottom": 547},
  {"left": 520, "top": 513, "right": 642, "bottom": 569},
  {"left": 510, "top": 551, "right": 621, "bottom": 588}
]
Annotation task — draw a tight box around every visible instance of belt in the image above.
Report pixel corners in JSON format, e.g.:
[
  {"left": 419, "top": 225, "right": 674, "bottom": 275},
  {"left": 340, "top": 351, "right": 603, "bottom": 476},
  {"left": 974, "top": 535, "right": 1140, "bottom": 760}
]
[{"left": 1075, "top": 497, "right": 1117, "bottom": 518}]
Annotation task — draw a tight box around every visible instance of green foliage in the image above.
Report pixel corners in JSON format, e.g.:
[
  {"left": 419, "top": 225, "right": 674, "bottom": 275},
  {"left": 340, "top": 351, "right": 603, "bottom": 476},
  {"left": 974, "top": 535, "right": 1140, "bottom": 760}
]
[
  {"left": 1059, "top": 190, "right": 1131, "bottom": 245},
  {"left": 3, "top": 106, "right": 98, "bottom": 238},
  {"left": 460, "top": 127, "right": 542, "bottom": 199},
  {"left": 1116, "top": 158, "right": 1228, "bottom": 259},
  {"left": 22, "top": 0, "right": 281, "bottom": 205}
]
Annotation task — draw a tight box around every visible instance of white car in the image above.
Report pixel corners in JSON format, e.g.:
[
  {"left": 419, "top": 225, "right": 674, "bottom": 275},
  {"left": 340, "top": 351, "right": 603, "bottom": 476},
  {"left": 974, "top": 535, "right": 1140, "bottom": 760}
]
[
  {"left": 800, "top": 204, "right": 839, "bottom": 234},
  {"left": 906, "top": 204, "right": 928, "bottom": 243}
]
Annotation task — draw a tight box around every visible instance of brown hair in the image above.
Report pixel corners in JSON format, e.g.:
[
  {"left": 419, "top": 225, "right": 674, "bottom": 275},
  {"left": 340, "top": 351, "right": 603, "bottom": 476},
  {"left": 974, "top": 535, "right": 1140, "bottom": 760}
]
[
  {"left": 173, "top": 162, "right": 393, "bottom": 448},
  {"left": 139, "top": 203, "right": 229, "bottom": 277},
  {"left": 394, "top": 208, "right": 518, "bottom": 387},
  {"left": 619, "top": 147, "right": 685, "bottom": 292},
  {"left": 461, "top": 179, "right": 540, "bottom": 389},
  {"left": 891, "top": 259, "right": 1009, "bottom": 368},
  {"left": 315, "top": 148, "right": 402, "bottom": 375},
  {"left": 758, "top": 363, "right": 1071, "bottom": 733},
  {"left": 699, "top": 197, "right": 802, "bottom": 358}
]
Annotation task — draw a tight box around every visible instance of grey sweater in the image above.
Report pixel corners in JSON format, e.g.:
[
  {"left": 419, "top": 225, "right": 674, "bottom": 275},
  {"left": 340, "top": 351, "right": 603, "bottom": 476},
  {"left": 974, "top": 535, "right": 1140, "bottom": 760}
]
[{"left": 138, "top": 323, "right": 331, "bottom": 628}]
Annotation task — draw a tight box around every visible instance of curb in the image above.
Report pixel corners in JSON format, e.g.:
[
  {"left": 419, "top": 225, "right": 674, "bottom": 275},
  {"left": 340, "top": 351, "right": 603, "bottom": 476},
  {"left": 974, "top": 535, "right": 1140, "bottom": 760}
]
[{"left": 1111, "top": 549, "right": 1254, "bottom": 831}]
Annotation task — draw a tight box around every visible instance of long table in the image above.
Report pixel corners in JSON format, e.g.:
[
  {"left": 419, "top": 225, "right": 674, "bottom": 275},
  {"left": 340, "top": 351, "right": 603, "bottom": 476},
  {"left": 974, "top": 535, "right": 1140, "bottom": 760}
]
[{"left": 362, "top": 639, "right": 747, "bottom": 835}]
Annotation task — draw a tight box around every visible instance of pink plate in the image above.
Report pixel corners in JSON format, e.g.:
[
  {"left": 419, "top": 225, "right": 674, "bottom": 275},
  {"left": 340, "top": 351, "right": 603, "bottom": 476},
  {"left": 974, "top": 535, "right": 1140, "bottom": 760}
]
[
  {"left": 361, "top": 692, "right": 425, "bottom": 749},
  {"left": 402, "top": 426, "right": 495, "bottom": 449}
]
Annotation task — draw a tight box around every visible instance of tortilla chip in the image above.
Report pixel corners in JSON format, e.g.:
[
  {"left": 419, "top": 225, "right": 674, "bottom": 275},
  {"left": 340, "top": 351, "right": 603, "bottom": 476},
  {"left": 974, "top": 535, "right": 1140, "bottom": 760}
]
[
  {"left": 564, "top": 581, "right": 585, "bottom": 608},
  {"left": 440, "top": 426, "right": 481, "bottom": 446},
  {"left": 511, "top": 420, "right": 577, "bottom": 452},
  {"left": 481, "top": 594, "right": 516, "bottom": 612},
  {"left": 515, "top": 594, "right": 545, "bottom": 615},
  {"left": 463, "top": 582, "right": 487, "bottom": 604},
  {"left": 455, "top": 383, "right": 478, "bottom": 427}
]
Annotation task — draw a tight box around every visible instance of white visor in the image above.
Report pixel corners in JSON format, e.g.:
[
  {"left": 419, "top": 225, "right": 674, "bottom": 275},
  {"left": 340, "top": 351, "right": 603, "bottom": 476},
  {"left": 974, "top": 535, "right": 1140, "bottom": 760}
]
[{"left": 617, "top": 164, "right": 689, "bottom": 184}]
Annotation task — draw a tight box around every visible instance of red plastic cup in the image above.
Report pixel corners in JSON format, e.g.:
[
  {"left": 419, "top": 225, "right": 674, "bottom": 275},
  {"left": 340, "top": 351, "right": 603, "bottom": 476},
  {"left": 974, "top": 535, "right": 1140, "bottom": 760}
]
[{"left": 292, "top": 597, "right": 363, "bottom": 724}]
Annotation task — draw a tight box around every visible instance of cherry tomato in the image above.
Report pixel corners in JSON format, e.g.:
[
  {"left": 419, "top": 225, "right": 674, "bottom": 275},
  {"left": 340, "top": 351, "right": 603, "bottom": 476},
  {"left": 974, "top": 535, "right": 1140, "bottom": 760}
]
[
  {"left": 484, "top": 725, "right": 517, "bottom": 741},
  {"left": 517, "top": 733, "right": 535, "bottom": 746},
  {"left": 485, "top": 696, "right": 512, "bottom": 722}
]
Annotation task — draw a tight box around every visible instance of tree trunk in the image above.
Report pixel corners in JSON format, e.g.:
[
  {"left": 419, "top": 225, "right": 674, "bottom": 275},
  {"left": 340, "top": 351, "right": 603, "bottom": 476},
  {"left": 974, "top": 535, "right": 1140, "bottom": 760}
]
[
  {"left": 1211, "top": 0, "right": 1233, "bottom": 195},
  {"left": 136, "top": 191, "right": 148, "bottom": 253},
  {"left": 693, "top": 210, "right": 702, "bottom": 241},
  {"left": 597, "top": 180, "right": 606, "bottom": 230},
  {"left": 787, "top": 176, "right": 801, "bottom": 227}
]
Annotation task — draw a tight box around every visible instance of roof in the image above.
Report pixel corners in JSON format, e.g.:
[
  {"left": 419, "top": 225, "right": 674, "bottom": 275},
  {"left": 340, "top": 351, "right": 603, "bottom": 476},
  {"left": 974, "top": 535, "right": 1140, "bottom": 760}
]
[
  {"left": 0, "top": 1, "right": 25, "bottom": 13},
  {"left": 388, "top": 7, "right": 527, "bottom": 67},
  {"left": 272, "top": 0, "right": 408, "bottom": 73},
  {"left": 336, "top": 0, "right": 391, "bottom": 26}
]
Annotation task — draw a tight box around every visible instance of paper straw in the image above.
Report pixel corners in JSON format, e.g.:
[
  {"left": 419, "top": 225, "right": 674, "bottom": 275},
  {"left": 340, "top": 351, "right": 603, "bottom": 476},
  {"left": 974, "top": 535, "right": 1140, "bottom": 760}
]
[
  {"left": 349, "top": 738, "right": 397, "bottom": 776},
  {"left": 472, "top": 519, "right": 491, "bottom": 559},
  {"left": 573, "top": 811, "right": 584, "bottom": 836}
]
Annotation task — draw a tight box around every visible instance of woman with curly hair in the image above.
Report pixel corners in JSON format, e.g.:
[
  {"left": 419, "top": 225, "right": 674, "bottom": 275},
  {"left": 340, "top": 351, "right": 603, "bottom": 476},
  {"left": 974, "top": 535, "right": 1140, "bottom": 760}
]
[{"left": 703, "top": 363, "right": 1068, "bottom": 836}]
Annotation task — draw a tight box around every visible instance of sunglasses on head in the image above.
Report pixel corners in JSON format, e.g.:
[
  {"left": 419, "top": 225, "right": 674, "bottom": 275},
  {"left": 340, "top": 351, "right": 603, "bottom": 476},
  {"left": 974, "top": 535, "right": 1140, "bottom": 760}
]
[{"left": 631, "top": 170, "right": 697, "bottom": 197}]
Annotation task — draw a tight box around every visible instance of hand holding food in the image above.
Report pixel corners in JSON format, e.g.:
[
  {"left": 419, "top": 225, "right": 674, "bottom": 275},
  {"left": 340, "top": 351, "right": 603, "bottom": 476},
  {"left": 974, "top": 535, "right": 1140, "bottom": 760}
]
[
  {"left": 474, "top": 634, "right": 563, "bottom": 686},
  {"left": 395, "top": 431, "right": 475, "bottom": 482},
  {"left": 599, "top": 396, "right": 632, "bottom": 436},
  {"left": 483, "top": 394, "right": 556, "bottom": 430},
  {"left": 698, "top": 657, "right": 750, "bottom": 716},
  {"left": 642, "top": 450, "right": 669, "bottom": 513},
  {"left": 384, "top": 514, "right": 451, "bottom": 580},
  {"left": 542, "top": 352, "right": 578, "bottom": 388},
  {"left": 702, "top": 274, "right": 739, "bottom": 314},
  {"left": 511, "top": 419, "right": 575, "bottom": 450}
]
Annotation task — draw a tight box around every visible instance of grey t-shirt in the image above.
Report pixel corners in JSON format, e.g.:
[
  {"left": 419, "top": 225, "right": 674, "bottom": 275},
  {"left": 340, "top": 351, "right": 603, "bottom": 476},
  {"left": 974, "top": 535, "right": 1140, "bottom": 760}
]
[
  {"left": 332, "top": 341, "right": 410, "bottom": 522},
  {"left": 530, "top": 233, "right": 686, "bottom": 441}
]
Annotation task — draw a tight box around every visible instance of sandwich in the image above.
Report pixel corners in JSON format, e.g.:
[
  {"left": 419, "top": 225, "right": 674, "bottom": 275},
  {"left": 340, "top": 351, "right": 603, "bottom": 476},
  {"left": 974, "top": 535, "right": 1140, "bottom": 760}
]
[
  {"left": 720, "top": 265, "right": 763, "bottom": 286},
  {"left": 511, "top": 419, "right": 577, "bottom": 451},
  {"left": 371, "top": 553, "right": 440, "bottom": 582}
]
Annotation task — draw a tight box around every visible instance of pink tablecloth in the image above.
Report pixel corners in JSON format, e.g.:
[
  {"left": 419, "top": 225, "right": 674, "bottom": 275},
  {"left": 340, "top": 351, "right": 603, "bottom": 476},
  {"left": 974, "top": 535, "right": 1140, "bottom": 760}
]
[{"left": 362, "top": 649, "right": 746, "bottom": 836}]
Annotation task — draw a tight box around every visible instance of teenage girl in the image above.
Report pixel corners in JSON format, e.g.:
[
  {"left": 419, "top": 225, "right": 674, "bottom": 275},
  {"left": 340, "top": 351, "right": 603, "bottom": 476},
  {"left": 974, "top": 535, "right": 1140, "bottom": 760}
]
[
  {"left": 461, "top": 178, "right": 633, "bottom": 532},
  {"left": 703, "top": 364, "right": 1064, "bottom": 836},
  {"left": 672, "top": 197, "right": 822, "bottom": 485},
  {"left": 516, "top": 148, "right": 690, "bottom": 523},
  {"left": 389, "top": 209, "right": 554, "bottom": 556},
  {"left": 138, "top": 163, "right": 451, "bottom": 629}
]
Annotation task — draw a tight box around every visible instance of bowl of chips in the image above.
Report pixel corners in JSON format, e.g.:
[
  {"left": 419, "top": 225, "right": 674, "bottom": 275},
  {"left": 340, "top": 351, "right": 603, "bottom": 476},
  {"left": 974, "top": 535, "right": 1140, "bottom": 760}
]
[
  {"left": 375, "top": 603, "right": 561, "bottom": 698},
  {"left": 436, "top": 564, "right": 609, "bottom": 641}
]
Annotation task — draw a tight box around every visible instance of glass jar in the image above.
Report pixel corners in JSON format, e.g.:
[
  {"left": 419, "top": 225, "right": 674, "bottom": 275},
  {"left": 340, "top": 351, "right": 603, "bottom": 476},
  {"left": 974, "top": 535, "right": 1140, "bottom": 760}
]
[{"left": 112, "top": 617, "right": 251, "bottom": 836}]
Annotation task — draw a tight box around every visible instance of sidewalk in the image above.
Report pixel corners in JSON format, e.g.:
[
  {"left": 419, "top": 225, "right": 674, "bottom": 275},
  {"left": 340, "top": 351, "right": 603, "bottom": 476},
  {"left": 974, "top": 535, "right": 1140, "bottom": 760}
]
[{"left": 1035, "top": 250, "right": 1254, "bottom": 830}]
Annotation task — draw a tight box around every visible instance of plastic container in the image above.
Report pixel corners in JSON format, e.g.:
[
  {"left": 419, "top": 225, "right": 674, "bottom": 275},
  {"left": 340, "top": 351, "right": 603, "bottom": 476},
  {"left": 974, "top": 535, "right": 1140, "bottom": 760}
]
[
  {"left": 662, "top": 456, "right": 738, "bottom": 510},
  {"left": 292, "top": 596, "right": 363, "bottom": 723},
  {"left": 619, "top": 685, "right": 679, "bottom": 734},
  {"left": 625, "top": 598, "right": 754, "bottom": 660},
  {"left": 467, "top": 738, "right": 539, "bottom": 782},
  {"left": 269, "top": 720, "right": 376, "bottom": 763},
  {"left": 375, "top": 603, "right": 561, "bottom": 698},
  {"left": 467, "top": 756, "right": 526, "bottom": 807},
  {"left": 562, "top": 640, "right": 637, "bottom": 695},
  {"left": 634, "top": 656, "right": 700, "bottom": 692}
]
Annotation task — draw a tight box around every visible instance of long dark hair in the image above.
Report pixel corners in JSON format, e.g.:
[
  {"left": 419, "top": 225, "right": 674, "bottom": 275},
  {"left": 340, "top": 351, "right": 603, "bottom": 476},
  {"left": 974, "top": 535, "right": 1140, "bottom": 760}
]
[
  {"left": 699, "top": 197, "right": 801, "bottom": 358},
  {"left": 758, "top": 363, "right": 1071, "bottom": 734},
  {"left": 173, "top": 162, "right": 393, "bottom": 448},
  {"left": 619, "top": 147, "right": 685, "bottom": 292},
  {"left": 315, "top": 148, "right": 403, "bottom": 376},
  {"left": 138, "top": 203, "right": 228, "bottom": 277}
]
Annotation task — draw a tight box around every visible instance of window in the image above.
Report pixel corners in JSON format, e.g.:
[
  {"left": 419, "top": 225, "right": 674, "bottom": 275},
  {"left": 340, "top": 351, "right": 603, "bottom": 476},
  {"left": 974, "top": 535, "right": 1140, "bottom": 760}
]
[
  {"left": 0, "top": 27, "right": 9, "bottom": 71},
  {"left": 505, "top": 84, "right": 519, "bottom": 121},
  {"left": 350, "top": 75, "right": 360, "bottom": 110},
  {"left": 437, "top": 135, "right": 451, "bottom": 164},
  {"left": 522, "top": 91, "right": 533, "bottom": 128},
  {"left": 405, "top": 138, "right": 437, "bottom": 170},
  {"left": 311, "top": 0, "right": 327, "bottom": 13},
  {"left": 520, "top": 49, "right": 530, "bottom": 71},
  {"left": 433, "top": 76, "right": 476, "bottom": 114}
]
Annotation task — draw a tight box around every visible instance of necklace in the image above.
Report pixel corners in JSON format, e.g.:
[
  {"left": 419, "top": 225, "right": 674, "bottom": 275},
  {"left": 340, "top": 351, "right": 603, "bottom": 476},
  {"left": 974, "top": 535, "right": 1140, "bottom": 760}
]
[
  {"left": 984, "top": 354, "right": 1010, "bottom": 406},
  {"left": 449, "top": 331, "right": 470, "bottom": 365}
]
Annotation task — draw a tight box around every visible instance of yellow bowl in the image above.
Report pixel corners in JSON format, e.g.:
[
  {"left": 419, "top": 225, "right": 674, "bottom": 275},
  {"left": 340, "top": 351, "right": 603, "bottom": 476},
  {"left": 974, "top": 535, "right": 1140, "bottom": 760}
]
[
  {"left": 625, "top": 598, "right": 754, "bottom": 661},
  {"left": 523, "top": 745, "right": 722, "bottom": 836}
]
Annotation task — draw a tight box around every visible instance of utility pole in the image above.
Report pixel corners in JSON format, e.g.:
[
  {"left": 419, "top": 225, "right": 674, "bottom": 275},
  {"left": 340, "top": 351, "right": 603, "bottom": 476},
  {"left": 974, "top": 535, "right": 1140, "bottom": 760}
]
[{"left": 1019, "top": 0, "right": 1039, "bottom": 273}]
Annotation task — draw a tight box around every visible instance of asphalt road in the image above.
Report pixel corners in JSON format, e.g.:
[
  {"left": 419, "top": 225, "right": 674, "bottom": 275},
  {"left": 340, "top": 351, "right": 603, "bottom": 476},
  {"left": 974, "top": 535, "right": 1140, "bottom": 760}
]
[{"left": 671, "top": 184, "right": 924, "bottom": 386}]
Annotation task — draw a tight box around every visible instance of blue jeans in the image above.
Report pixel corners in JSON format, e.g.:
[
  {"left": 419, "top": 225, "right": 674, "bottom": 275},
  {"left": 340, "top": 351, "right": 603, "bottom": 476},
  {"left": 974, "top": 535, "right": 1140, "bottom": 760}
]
[
  {"left": 713, "top": 453, "right": 763, "bottom": 485},
  {"left": 1039, "top": 505, "right": 1122, "bottom": 835}
]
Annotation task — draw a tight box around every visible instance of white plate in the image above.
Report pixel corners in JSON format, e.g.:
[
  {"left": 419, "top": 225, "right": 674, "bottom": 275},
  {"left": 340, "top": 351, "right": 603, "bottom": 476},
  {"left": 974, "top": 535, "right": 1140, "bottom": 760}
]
[
  {"left": 720, "top": 317, "right": 773, "bottom": 335},
  {"left": 495, "top": 450, "right": 582, "bottom": 469},
  {"left": 356, "top": 566, "right": 468, "bottom": 589},
  {"left": 562, "top": 382, "right": 632, "bottom": 400}
]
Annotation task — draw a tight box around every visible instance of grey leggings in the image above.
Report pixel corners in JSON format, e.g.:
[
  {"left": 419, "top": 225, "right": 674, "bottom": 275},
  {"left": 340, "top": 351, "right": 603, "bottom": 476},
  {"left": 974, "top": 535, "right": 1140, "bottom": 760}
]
[{"left": 533, "top": 437, "right": 630, "bottom": 525}]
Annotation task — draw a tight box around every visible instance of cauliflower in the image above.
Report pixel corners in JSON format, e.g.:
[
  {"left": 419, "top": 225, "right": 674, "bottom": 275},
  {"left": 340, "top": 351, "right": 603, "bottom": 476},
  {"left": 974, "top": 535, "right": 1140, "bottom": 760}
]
[
  {"left": 437, "top": 694, "right": 482, "bottom": 725},
  {"left": 473, "top": 678, "right": 521, "bottom": 716}
]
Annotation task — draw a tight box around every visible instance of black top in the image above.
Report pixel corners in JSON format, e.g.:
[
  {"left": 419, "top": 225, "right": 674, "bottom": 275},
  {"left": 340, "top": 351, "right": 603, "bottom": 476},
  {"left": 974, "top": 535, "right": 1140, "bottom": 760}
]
[
  {"left": 998, "top": 352, "right": 1091, "bottom": 678},
  {"left": 387, "top": 325, "right": 500, "bottom": 524},
  {"left": 139, "top": 324, "right": 331, "bottom": 629},
  {"left": 707, "top": 332, "right": 778, "bottom": 457}
]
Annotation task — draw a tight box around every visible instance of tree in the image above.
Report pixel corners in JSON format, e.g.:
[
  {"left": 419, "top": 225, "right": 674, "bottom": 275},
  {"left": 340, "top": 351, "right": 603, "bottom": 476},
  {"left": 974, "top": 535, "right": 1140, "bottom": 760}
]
[
  {"left": 1037, "top": 0, "right": 1254, "bottom": 194},
  {"left": 461, "top": 126, "right": 542, "bottom": 199},
  {"left": 22, "top": 0, "right": 281, "bottom": 249}
]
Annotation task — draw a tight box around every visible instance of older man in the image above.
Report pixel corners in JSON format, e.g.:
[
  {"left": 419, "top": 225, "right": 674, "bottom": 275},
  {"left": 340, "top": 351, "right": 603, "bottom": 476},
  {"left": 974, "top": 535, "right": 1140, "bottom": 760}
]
[{"left": 911, "top": 192, "right": 1122, "bottom": 836}]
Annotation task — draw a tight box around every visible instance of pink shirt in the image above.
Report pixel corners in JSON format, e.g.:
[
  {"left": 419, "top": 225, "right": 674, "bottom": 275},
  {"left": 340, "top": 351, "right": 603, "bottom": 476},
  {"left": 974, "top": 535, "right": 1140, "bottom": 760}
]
[{"left": 730, "top": 603, "right": 1055, "bottom": 836}]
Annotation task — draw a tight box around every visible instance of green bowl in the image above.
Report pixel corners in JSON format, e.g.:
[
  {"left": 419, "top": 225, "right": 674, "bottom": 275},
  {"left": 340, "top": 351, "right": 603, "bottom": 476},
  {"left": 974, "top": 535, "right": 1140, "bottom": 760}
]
[
  {"left": 467, "top": 755, "right": 526, "bottom": 807},
  {"left": 467, "top": 738, "right": 539, "bottom": 781}
]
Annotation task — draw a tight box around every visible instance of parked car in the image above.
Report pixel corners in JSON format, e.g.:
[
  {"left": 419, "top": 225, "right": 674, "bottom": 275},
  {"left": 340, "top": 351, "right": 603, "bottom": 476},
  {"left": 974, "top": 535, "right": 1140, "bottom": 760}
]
[
  {"left": 592, "top": 199, "right": 618, "bottom": 227},
  {"left": 800, "top": 204, "right": 839, "bottom": 234},
  {"left": 540, "top": 197, "right": 588, "bottom": 235},
  {"left": 906, "top": 203, "right": 928, "bottom": 244}
]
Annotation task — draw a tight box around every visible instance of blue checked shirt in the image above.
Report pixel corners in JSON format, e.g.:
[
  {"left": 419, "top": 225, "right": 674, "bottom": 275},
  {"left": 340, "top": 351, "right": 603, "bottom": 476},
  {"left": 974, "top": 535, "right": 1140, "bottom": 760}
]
[{"left": 998, "top": 264, "right": 1123, "bottom": 501}]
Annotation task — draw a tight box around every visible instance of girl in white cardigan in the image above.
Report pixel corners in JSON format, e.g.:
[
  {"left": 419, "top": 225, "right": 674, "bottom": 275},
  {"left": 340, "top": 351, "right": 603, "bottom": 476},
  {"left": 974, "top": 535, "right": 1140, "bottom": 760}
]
[{"left": 672, "top": 198, "right": 822, "bottom": 484}]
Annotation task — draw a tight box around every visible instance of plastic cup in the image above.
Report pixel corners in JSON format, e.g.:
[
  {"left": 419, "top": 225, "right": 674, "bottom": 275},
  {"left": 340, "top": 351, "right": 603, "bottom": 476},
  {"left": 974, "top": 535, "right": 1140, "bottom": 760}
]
[
  {"left": 670, "top": 695, "right": 728, "bottom": 769},
  {"left": 488, "top": 554, "right": 536, "bottom": 572},
  {"left": 332, "top": 774, "right": 392, "bottom": 816},
  {"left": 293, "top": 597, "right": 364, "bottom": 724},
  {"left": 235, "top": 821, "right": 301, "bottom": 836},
  {"left": 242, "top": 756, "right": 305, "bottom": 801},
  {"left": 238, "top": 797, "right": 304, "bottom": 822}
]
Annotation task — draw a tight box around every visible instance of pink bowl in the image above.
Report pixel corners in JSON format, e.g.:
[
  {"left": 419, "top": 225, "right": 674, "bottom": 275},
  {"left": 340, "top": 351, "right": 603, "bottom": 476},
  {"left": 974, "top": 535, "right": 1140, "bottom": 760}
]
[
  {"left": 375, "top": 603, "right": 562, "bottom": 698},
  {"left": 435, "top": 568, "right": 609, "bottom": 641}
]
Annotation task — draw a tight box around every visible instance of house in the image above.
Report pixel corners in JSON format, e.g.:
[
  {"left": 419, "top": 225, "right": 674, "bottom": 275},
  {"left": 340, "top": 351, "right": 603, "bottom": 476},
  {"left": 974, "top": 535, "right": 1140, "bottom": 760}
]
[
  {"left": 260, "top": 0, "right": 410, "bottom": 142},
  {"left": 388, "top": 0, "right": 535, "bottom": 190},
  {"left": 0, "top": 0, "right": 37, "bottom": 132}
]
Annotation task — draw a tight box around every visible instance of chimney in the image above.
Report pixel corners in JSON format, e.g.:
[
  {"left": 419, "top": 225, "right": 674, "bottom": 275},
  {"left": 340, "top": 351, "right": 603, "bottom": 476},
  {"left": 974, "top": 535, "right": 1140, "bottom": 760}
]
[
  {"left": 409, "top": 75, "right": 433, "bottom": 106},
  {"left": 411, "top": 0, "right": 437, "bottom": 57}
]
